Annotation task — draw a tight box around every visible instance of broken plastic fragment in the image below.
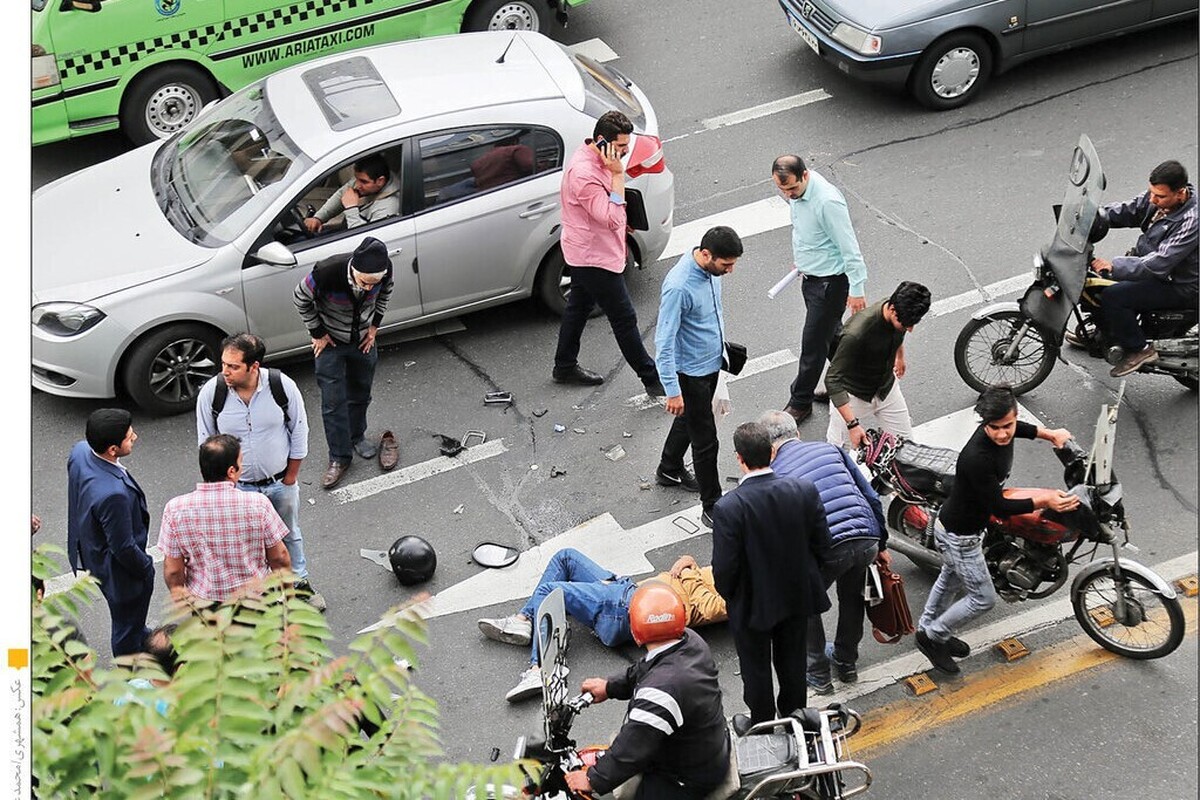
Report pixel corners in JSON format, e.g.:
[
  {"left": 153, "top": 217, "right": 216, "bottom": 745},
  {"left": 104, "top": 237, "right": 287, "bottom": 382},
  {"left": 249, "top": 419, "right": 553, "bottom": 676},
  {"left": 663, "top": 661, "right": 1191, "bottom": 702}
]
[
  {"left": 604, "top": 445, "right": 626, "bottom": 462},
  {"left": 453, "top": 503, "right": 465, "bottom": 514}
]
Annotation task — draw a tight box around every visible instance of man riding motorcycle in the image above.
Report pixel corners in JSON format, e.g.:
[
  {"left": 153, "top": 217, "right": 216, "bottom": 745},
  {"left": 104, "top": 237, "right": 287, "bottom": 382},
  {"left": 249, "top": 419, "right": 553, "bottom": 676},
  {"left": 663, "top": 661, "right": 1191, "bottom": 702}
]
[
  {"left": 564, "top": 582, "right": 731, "bottom": 799},
  {"left": 1078, "top": 159, "right": 1198, "bottom": 377}
]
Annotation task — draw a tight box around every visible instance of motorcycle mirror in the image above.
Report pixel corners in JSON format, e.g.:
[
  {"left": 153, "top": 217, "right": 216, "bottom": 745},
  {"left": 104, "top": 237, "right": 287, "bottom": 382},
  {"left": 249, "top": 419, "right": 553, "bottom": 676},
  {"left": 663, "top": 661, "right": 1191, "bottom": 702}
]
[{"left": 472, "top": 542, "right": 519, "bottom": 569}]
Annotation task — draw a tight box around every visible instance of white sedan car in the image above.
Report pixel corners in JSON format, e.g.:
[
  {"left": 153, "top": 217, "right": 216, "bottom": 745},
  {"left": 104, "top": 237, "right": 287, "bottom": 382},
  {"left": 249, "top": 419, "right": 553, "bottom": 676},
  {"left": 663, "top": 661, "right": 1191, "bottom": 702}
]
[{"left": 32, "top": 31, "right": 674, "bottom": 415}]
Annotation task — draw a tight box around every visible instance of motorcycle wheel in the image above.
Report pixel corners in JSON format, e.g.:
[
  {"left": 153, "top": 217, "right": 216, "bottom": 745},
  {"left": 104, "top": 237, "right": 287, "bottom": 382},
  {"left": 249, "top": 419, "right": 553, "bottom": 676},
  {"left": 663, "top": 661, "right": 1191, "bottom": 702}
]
[
  {"left": 954, "top": 310, "right": 1058, "bottom": 395},
  {"left": 1071, "top": 567, "right": 1185, "bottom": 659},
  {"left": 885, "top": 500, "right": 944, "bottom": 576}
]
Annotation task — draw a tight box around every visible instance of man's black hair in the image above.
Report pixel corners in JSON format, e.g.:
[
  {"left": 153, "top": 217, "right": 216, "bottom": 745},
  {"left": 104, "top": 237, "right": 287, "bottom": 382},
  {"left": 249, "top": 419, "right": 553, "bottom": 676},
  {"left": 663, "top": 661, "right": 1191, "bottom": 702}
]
[
  {"left": 888, "top": 281, "right": 932, "bottom": 328},
  {"left": 700, "top": 225, "right": 744, "bottom": 260},
  {"left": 771, "top": 154, "right": 807, "bottom": 181},
  {"left": 144, "top": 623, "right": 179, "bottom": 677},
  {"left": 593, "top": 110, "right": 633, "bottom": 142},
  {"left": 85, "top": 408, "right": 132, "bottom": 454},
  {"left": 1148, "top": 160, "right": 1189, "bottom": 192},
  {"left": 975, "top": 384, "right": 1018, "bottom": 424},
  {"left": 354, "top": 153, "right": 390, "bottom": 182},
  {"left": 199, "top": 434, "right": 241, "bottom": 483},
  {"left": 220, "top": 332, "right": 266, "bottom": 369},
  {"left": 733, "top": 421, "right": 774, "bottom": 470}
]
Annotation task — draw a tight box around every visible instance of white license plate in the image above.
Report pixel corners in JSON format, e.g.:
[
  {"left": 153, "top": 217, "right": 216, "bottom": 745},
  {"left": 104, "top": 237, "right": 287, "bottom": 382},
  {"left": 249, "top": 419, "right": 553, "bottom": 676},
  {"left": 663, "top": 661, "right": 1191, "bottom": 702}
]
[{"left": 790, "top": 15, "right": 820, "bottom": 55}]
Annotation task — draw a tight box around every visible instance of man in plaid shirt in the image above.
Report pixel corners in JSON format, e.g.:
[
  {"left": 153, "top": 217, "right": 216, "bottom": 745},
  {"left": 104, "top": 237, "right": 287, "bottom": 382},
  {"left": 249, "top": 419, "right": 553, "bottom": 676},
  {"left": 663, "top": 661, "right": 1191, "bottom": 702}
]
[{"left": 159, "top": 434, "right": 292, "bottom": 602}]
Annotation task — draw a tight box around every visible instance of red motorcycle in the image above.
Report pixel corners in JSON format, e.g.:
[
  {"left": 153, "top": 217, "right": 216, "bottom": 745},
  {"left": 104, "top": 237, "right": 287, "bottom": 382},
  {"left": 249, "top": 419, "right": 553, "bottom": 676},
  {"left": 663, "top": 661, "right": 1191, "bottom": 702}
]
[{"left": 859, "top": 386, "right": 1185, "bottom": 660}]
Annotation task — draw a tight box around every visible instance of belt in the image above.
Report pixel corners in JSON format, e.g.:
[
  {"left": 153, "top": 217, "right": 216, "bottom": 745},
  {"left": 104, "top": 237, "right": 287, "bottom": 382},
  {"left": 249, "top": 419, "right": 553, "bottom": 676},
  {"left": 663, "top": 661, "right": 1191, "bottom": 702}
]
[
  {"left": 801, "top": 272, "right": 847, "bottom": 283},
  {"left": 239, "top": 469, "right": 287, "bottom": 488}
]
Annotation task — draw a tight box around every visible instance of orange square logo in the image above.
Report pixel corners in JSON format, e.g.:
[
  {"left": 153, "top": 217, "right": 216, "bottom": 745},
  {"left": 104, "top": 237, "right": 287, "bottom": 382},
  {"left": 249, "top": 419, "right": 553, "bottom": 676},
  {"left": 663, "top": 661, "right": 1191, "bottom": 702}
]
[{"left": 8, "top": 649, "right": 29, "bottom": 669}]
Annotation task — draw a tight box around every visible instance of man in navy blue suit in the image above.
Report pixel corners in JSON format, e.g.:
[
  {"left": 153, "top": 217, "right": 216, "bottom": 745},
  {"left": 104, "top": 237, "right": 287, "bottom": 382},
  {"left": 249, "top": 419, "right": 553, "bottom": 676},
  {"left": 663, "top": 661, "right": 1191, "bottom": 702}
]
[
  {"left": 712, "top": 421, "right": 832, "bottom": 725},
  {"left": 67, "top": 409, "right": 155, "bottom": 657}
]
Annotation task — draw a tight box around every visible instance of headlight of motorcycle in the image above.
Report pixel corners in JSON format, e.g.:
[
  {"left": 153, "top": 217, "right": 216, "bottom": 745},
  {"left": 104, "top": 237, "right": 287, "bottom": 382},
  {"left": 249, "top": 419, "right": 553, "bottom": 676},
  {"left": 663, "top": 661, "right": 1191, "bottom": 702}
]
[
  {"left": 831, "top": 23, "right": 882, "bottom": 55},
  {"left": 32, "top": 303, "right": 106, "bottom": 336}
]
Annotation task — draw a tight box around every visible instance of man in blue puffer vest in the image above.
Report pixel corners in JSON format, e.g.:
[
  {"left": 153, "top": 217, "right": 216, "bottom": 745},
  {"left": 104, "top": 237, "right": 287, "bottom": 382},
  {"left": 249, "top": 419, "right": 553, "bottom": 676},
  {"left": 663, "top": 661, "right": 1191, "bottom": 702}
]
[{"left": 760, "top": 410, "right": 889, "bottom": 695}]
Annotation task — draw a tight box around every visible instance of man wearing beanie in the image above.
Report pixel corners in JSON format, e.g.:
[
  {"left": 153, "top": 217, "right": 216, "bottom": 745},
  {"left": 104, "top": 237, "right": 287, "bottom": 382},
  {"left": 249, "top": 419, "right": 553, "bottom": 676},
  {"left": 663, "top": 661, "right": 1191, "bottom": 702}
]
[
  {"left": 294, "top": 236, "right": 395, "bottom": 489},
  {"left": 67, "top": 408, "right": 155, "bottom": 657}
]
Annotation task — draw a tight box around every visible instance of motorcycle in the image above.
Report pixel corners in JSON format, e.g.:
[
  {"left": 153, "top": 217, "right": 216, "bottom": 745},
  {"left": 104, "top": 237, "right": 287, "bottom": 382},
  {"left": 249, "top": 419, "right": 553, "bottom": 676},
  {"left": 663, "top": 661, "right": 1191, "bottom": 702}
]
[
  {"left": 470, "top": 588, "right": 874, "bottom": 799},
  {"left": 954, "top": 133, "right": 1199, "bottom": 395},
  {"left": 859, "top": 384, "right": 1185, "bottom": 660}
]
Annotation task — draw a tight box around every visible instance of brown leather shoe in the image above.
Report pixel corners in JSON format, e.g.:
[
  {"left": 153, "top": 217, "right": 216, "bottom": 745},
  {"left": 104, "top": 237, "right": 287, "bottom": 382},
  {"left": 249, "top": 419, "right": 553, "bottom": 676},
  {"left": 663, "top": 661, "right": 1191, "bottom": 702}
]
[
  {"left": 322, "top": 460, "right": 350, "bottom": 490},
  {"left": 1109, "top": 345, "right": 1158, "bottom": 378},
  {"left": 379, "top": 431, "right": 400, "bottom": 471},
  {"left": 783, "top": 404, "right": 813, "bottom": 425}
]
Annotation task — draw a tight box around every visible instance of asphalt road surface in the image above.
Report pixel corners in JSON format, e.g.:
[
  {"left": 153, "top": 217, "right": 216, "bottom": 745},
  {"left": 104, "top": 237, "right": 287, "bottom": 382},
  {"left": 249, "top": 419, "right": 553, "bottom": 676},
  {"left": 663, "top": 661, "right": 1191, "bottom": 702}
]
[{"left": 30, "top": 3, "right": 1198, "bottom": 793}]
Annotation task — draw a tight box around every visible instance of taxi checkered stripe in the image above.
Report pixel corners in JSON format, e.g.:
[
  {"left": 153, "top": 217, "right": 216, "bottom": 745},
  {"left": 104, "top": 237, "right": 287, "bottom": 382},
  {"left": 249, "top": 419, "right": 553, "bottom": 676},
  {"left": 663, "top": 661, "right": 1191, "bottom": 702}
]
[{"left": 58, "top": 0, "right": 369, "bottom": 79}]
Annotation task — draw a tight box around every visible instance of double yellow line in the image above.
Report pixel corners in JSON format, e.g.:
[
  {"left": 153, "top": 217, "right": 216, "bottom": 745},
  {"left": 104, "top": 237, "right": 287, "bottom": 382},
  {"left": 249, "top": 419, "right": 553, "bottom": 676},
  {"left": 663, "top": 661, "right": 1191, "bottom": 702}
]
[{"left": 850, "top": 597, "right": 1197, "bottom": 756}]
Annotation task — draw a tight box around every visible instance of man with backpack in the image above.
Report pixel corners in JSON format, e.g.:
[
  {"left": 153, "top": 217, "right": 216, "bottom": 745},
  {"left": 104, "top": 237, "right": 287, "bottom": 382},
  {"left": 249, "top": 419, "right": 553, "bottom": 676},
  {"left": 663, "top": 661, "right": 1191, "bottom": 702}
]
[{"left": 195, "top": 332, "right": 326, "bottom": 612}]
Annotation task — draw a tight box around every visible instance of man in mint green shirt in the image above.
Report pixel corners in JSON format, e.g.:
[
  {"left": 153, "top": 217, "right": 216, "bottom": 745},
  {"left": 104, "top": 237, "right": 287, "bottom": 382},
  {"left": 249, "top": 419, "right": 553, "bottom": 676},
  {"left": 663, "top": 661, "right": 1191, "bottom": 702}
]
[{"left": 771, "top": 155, "right": 869, "bottom": 426}]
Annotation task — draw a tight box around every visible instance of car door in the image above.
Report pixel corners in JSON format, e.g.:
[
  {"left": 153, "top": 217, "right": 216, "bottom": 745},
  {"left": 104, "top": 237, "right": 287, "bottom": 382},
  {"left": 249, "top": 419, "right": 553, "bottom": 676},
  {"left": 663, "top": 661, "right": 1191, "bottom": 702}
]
[
  {"left": 410, "top": 124, "right": 564, "bottom": 315},
  {"left": 1023, "top": 0, "right": 1150, "bottom": 53},
  {"left": 240, "top": 142, "right": 421, "bottom": 357}
]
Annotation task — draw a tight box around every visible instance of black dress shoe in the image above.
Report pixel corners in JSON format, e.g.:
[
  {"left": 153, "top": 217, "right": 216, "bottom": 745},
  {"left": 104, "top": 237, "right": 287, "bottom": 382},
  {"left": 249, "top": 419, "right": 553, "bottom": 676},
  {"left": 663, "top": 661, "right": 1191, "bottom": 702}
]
[
  {"left": 731, "top": 712, "right": 753, "bottom": 737},
  {"left": 552, "top": 365, "right": 604, "bottom": 386},
  {"left": 700, "top": 508, "right": 714, "bottom": 529},
  {"left": 946, "top": 636, "right": 970, "bottom": 658},
  {"left": 915, "top": 629, "right": 960, "bottom": 675},
  {"left": 783, "top": 404, "right": 813, "bottom": 425}
]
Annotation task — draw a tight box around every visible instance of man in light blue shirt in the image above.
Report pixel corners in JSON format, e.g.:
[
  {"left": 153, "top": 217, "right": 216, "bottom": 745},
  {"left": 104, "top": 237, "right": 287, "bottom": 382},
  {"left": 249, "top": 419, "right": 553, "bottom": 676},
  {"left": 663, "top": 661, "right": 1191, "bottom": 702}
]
[
  {"left": 195, "top": 332, "right": 325, "bottom": 612},
  {"left": 654, "top": 226, "right": 744, "bottom": 528},
  {"left": 772, "top": 155, "right": 870, "bottom": 426}
]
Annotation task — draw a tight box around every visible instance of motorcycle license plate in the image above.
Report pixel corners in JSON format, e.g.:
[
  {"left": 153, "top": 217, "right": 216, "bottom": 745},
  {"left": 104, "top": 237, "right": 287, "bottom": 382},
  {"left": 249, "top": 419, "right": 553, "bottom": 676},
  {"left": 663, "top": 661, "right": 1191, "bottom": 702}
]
[{"left": 790, "top": 15, "right": 820, "bottom": 54}]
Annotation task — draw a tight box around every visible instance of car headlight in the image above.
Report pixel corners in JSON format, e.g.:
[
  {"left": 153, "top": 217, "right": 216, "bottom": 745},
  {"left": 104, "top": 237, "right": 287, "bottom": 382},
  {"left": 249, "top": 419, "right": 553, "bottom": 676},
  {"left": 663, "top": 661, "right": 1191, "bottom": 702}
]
[
  {"left": 831, "top": 23, "right": 882, "bottom": 55},
  {"left": 32, "top": 303, "right": 106, "bottom": 336},
  {"left": 32, "top": 46, "right": 60, "bottom": 91}
]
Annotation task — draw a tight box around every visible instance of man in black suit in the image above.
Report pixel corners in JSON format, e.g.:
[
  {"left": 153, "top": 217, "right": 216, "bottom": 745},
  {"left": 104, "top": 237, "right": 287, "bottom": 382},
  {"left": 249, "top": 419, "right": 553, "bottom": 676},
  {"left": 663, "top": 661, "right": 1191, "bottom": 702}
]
[
  {"left": 67, "top": 408, "right": 155, "bottom": 657},
  {"left": 712, "top": 421, "right": 832, "bottom": 724}
]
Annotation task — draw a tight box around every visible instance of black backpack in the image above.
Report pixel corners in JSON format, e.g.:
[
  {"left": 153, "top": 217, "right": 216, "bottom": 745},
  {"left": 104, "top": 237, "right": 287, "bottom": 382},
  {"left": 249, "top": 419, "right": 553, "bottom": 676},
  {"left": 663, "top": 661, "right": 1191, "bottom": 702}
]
[{"left": 211, "top": 369, "right": 290, "bottom": 429}]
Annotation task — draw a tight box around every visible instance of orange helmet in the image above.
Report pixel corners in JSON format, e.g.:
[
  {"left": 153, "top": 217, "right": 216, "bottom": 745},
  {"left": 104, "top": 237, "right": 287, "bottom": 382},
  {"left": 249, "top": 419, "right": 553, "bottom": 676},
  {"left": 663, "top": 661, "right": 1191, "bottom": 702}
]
[{"left": 629, "top": 582, "right": 686, "bottom": 646}]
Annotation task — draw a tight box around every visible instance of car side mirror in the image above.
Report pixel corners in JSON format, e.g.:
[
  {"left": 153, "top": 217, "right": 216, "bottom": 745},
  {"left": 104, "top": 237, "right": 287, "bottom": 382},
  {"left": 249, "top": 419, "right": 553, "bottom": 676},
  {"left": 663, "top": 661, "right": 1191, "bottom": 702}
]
[{"left": 252, "top": 242, "right": 298, "bottom": 268}]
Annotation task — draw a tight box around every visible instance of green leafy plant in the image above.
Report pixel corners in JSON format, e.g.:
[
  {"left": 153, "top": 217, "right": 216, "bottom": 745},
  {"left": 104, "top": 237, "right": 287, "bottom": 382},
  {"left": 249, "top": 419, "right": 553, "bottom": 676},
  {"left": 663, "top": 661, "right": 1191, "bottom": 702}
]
[{"left": 32, "top": 546, "right": 517, "bottom": 798}]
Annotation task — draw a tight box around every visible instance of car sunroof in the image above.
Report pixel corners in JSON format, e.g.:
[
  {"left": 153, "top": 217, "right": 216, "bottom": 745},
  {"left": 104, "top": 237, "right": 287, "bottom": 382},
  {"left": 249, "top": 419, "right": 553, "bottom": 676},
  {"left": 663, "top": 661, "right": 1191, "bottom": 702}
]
[{"left": 302, "top": 56, "right": 400, "bottom": 131}]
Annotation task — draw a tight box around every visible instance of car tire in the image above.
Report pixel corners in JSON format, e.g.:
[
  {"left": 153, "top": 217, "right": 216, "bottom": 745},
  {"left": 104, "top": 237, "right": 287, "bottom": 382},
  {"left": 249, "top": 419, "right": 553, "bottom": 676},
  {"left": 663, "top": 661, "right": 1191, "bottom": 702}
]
[
  {"left": 462, "top": 0, "right": 551, "bottom": 32},
  {"left": 121, "top": 324, "right": 222, "bottom": 416},
  {"left": 909, "top": 32, "right": 993, "bottom": 111},
  {"left": 121, "top": 64, "right": 219, "bottom": 146}
]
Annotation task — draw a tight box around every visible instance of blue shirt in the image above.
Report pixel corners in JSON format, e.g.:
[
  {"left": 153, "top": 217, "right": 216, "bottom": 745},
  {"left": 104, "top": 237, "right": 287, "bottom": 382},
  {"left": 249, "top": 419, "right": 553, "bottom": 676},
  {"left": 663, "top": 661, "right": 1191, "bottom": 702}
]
[
  {"left": 195, "top": 369, "right": 309, "bottom": 482},
  {"left": 788, "top": 170, "right": 868, "bottom": 296},
  {"left": 654, "top": 250, "right": 725, "bottom": 397}
]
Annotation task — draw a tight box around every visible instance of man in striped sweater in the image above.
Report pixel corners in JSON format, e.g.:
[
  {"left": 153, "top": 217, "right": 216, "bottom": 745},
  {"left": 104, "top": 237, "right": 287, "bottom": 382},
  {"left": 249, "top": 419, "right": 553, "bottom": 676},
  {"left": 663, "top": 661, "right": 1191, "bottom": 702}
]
[{"left": 294, "top": 237, "right": 394, "bottom": 489}]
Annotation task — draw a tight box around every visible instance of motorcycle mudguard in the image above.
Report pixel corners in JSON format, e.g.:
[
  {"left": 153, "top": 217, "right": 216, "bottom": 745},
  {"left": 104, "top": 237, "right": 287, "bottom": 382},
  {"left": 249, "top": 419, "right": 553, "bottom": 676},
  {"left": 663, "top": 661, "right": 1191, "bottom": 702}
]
[
  {"left": 970, "top": 300, "right": 1021, "bottom": 321},
  {"left": 1070, "top": 557, "right": 1178, "bottom": 600}
]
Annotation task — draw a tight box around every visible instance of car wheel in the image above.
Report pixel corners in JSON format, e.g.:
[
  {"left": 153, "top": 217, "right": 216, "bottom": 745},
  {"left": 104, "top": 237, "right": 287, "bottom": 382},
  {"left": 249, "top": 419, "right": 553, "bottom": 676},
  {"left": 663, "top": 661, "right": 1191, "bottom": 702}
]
[
  {"left": 121, "top": 324, "right": 222, "bottom": 416},
  {"left": 536, "top": 249, "right": 604, "bottom": 318},
  {"left": 463, "top": 0, "right": 550, "bottom": 32},
  {"left": 909, "top": 32, "right": 993, "bottom": 111},
  {"left": 121, "top": 64, "right": 219, "bottom": 146}
]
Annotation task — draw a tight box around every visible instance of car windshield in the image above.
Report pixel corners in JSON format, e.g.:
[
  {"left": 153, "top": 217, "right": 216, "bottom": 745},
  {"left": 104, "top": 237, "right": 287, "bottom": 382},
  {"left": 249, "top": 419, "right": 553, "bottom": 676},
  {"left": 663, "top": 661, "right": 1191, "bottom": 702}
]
[{"left": 152, "top": 82, "right": 312, "bottom": 247}]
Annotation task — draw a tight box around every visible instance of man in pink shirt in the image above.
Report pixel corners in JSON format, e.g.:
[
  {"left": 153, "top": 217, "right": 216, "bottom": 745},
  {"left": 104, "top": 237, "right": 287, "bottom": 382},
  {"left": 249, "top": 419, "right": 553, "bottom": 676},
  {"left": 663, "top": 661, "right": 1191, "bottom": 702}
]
[
  {"left": 553, "top": 110, "right": 665, "bottom": 397},
  {"left": 159, "top": 434, "right": 292, "bottom": 603}
]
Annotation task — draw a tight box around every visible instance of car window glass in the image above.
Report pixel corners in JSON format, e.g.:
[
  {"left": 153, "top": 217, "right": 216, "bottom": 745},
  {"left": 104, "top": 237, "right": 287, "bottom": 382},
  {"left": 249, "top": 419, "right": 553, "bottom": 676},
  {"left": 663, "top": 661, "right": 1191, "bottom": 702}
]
[
  {"left": 301, "top": 56, "right": 400, "bottom": 131},
  {"left": 417, "top": 126, "right": 561, "bottom": 210},
  {"left": 267, "top": 145, "right": 404, "bottom": 250}
]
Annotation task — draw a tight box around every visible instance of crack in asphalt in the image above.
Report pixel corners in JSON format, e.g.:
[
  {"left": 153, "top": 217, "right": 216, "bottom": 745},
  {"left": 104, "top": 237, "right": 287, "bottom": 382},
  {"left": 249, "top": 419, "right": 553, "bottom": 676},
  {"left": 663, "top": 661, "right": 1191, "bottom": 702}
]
[{"left": 1109, "top": 387, "right": 1199, "bottom": 517}]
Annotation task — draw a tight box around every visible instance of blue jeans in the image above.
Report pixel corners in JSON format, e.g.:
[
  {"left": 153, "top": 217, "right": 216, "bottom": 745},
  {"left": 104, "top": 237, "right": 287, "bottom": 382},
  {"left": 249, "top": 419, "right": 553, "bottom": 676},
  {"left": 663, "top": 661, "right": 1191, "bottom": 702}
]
[
  {"left": 789, "top": 273, "right": 848, "bottom": 408},
  {"left": 918, "top": 526, "right": 996, "bottom": 644},
  {"left": 518, "top": 548, "right": 636, "bottom": 665},
  {"left": 314, "top": 343, "right": 378, "bottom": 463},
  {"left": 807, "top": 538, "right": 879, "bottom": 681},
  {"left": 237, "top": 479, "right": 307, "bottom": 581}
]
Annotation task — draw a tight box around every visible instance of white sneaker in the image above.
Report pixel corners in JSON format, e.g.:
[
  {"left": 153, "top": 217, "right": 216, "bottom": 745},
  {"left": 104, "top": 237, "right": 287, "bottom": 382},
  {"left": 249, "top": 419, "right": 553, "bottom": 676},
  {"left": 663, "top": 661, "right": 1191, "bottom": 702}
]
[
  {"left": 478, "top": 615, "right": 532, "bottom": 646},
  {"left": 504, "top": 665, "right": 569, "bottom": 703}
]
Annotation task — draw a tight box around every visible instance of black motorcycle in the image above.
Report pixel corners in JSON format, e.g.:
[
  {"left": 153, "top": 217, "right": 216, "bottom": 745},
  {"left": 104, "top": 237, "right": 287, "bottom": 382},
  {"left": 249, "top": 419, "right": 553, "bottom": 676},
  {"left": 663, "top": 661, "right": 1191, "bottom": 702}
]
[{"left": 954, "top": 134, "right": 1198, "bottom": 395}]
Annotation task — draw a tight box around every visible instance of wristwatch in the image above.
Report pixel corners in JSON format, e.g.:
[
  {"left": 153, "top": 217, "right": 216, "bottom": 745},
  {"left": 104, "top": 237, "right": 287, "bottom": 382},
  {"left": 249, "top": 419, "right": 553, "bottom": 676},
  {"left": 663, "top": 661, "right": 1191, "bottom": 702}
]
[{"left": 846, "top": 418, "right": 861, "bottom": 430}]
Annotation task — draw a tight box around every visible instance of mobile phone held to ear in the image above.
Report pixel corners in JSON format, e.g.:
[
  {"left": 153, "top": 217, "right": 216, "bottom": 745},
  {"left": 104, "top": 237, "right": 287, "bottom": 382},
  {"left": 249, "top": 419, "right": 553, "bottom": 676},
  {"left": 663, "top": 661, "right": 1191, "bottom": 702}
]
[{"left": 594, "top": 136, "right": 609, "bottom": 156}]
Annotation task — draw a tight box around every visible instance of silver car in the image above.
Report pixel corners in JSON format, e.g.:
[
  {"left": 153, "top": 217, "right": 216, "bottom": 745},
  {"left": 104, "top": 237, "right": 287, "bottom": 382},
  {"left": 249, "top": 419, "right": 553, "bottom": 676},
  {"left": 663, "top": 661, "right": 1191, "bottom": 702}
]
[
  {"left": 780, "top": 0, "right": 1198, "bottom": 109},
  {"left": 32, "top": 31, "right": 674, "bottom": 415}
]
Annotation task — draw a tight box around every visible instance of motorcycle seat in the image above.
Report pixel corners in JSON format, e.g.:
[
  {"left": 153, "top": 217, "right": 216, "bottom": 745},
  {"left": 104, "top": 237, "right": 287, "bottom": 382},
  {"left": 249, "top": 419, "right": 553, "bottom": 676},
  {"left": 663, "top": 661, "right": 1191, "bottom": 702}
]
[
  {"left": 893, "top": 440, "right": 958, "bottom": 500},
  {"left": 734, "top": 733, "right": 795, "bottom": 777}
]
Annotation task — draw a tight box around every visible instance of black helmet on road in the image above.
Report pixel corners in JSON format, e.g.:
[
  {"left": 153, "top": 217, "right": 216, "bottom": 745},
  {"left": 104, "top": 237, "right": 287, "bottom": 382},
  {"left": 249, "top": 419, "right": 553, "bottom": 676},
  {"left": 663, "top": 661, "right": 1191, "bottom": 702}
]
[{"left": 388, "top": 535, "right": 436, "bottom": 585}]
